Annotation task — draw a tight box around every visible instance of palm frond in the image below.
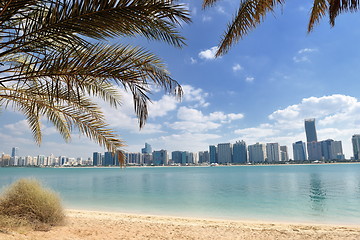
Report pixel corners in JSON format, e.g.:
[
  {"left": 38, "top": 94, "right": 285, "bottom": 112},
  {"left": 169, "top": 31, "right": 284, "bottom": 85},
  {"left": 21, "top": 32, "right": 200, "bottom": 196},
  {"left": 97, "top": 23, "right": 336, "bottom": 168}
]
[
  {"left": 308, "top": 0, "right": 329, "bottom": 32},
  {"left": 329, "top": 0, "right": 360, "bottom": 25},
  {"left": 202, "top": 0, "right": 220, "bottom": 8},
  {"left": 215, "top": 0, "right": 284, "bottom": 57}
]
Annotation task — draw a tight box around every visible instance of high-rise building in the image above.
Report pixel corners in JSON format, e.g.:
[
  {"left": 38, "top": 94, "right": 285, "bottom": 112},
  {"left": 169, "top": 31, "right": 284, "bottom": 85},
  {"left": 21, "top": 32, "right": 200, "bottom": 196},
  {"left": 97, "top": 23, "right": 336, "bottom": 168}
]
[
  {"left": 11, "top": 147, "right": 18, "bottom": 158},
  {"left": 198, "top": 151, "right": 210, "bottom": 164},
  {"left": 292, "top": 141, "right": 307, "bottom": 161},
  {"left": 92, "top": 152, "right": 102, "bottom": 166},
  {"left": 172, "top": 151, "right": 183, "bottom": 164},
  {"left": 125, "top": 152, "right": 141, "bottom": 165},
  {"left": 217, "top": 143, "right": 232, "bottom": 164},
  {"left": 152, "top": 150, "right": 168, "bottom": 165},
  {"left": 141, "top": 143, "right": 152, "bottom": 154},
  {"left": 266, "top": 143, "right": 280, "bottom": 162},
  {"left": 330, "top": 140, "right": 344, "bottom": 160},
  {"left": 305, "top": 118, "right": 318, "bottom": 142},
  {"left": 209, "top": 145, "right": 217, "bottom": 163},
  {"left": 280, "top": 146, "right": 289, "bottom": 161},
  {"left": 104, "top": 152, "right": 115, "bottom": 166},
  {"left": 352, "top": 134, "right": 360, "bottom": 160},
  {"left": 248, "top": 143, "right": 266, "bottom": 163},
  {"left": 307, "top": 141, "right": 322, "bottom": 160},
  {"left": 232, "top": 140, "right": 247, "bottom": 164}
]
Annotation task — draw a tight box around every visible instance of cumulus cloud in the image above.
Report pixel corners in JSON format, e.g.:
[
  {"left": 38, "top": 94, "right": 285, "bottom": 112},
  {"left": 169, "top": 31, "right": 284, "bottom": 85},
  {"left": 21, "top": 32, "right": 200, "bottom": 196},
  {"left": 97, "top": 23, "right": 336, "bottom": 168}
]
[
  {"left": 234, "top": 94, "right": 360, "bottom": 158},
  {"left": 293, "top": 48, "right": 318, "bottom": 63},
  {"left": 182, "top": 85, "right": 209, "bottom": 107},
  {"left": 232, "top": 63, "right": 243, "bottom": 72},
  {"left": 171, "top": 106, "right": 244, "bottom": 133},
  {"left": 245, "top": 76, "right": 255, "bottom": 82},
  {"left": 198, "top": 46, "right": 219, "bottom": 60},
  {"left": 298, "top": 48, "right": 318, "bottom": 54}
]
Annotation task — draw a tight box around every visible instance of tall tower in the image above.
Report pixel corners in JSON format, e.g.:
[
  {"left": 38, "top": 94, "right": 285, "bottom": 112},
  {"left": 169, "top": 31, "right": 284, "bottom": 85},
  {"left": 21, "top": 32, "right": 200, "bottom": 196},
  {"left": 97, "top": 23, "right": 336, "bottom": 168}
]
[
  {"left": 304, "top": 118, "right": 318, "bottom": 142},
  {"left": 352, "top": 134, "right": 360, "bottom": 160}
]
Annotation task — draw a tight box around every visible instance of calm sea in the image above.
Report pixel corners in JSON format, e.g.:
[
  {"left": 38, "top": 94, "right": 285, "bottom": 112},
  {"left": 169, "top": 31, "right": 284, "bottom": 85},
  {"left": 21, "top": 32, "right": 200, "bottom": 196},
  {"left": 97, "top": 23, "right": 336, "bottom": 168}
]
[{"left": 0, "top": 164, "right": 360, "bottom": 224}]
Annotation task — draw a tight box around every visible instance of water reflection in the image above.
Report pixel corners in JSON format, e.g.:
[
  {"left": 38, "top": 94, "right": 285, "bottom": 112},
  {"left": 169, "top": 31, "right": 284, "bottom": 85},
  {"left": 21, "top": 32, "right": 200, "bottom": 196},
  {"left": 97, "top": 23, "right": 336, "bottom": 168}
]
[{"left": 309, "top": 173, "right": 327, "bottom": 213}]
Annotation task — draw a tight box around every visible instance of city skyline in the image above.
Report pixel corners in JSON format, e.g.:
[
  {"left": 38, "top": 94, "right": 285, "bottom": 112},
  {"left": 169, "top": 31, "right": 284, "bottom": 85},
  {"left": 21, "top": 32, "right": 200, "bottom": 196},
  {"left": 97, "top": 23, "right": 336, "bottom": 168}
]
[{"left": 2, "top": 1, "right": 360, "bottom": 159}]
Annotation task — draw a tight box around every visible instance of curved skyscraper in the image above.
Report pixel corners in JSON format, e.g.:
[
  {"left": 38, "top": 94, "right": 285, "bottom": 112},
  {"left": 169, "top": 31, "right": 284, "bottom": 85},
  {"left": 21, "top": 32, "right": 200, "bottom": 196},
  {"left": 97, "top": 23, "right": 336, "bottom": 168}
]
[{"left": 305, "top": 118, "right": 318, "bottom": 142}]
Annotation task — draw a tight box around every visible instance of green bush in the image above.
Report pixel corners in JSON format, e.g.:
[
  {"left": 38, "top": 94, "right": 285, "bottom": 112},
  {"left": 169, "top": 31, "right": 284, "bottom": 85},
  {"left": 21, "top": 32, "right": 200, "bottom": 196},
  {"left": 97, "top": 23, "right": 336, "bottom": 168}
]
[{"left": 0, "top": 178, "right": 65, "bottom": 230}]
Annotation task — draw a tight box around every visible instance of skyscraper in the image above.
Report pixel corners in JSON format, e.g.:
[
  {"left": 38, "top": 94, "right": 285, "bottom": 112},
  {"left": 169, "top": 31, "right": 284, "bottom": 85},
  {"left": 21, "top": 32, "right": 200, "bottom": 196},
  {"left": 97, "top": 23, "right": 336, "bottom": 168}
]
[
  {"left": 209, "top": 145, "right": 217, "bottom": 163},
  {"left": 305, "top": 118, "right": 318, "bottom": 142},
  {"left": 280, "top": 146, "right": 289, "bottom": 161},
  {"left": 307, "top": 141, "right": 322, "bottom": 160},
  {"left": 141, "top": 143, "right": 152, "bottom": 154},
  {"left": 232, "top": 140, "right": 247, "bottom": 164},
  {"left": 248, "top": 143, "right": 266, "bottom": 163},
  {"left": 352, "top": 134, "right": 360, "bottom": 160},
  {"left": 217, "top": 143, "right": 232, "bottom": 164},
  {"left": 93, "top": 152, "right": 102, "bottom": 166},
  {"left": 292, "top": 141, "right": 307, "bottom": 161},
  {"left": 266, "top": 143, "right": 280, "bottom": 162}
]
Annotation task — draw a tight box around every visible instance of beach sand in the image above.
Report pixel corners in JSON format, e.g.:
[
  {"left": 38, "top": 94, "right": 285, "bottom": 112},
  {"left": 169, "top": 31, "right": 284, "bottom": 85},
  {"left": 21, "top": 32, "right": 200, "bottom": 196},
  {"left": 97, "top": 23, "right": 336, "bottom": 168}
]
[{"left": 0, "top": 209, "right": 359, "bottom": 239}]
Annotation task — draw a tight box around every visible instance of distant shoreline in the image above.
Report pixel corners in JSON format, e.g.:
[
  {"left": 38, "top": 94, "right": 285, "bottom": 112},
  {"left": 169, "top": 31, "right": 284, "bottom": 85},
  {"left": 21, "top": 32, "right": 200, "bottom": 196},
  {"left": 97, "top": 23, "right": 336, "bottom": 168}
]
[{"left": 1, "top": 161, "right": 360, "bottom": 168}]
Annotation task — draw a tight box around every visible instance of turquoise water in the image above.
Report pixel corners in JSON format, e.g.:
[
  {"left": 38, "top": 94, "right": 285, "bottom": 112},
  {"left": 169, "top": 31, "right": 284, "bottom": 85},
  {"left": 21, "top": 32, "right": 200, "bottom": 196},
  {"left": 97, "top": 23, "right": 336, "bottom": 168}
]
[{"left": 0, "top": 164, "right": 360, "bottom": 224}]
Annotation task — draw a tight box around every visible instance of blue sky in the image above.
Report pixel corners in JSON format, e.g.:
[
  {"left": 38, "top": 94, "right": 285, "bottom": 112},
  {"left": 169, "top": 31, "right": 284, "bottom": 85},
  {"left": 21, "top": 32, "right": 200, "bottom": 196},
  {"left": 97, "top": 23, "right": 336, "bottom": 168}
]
[{"left": 2, "top": 1, "right": 360, "bottom": 159}]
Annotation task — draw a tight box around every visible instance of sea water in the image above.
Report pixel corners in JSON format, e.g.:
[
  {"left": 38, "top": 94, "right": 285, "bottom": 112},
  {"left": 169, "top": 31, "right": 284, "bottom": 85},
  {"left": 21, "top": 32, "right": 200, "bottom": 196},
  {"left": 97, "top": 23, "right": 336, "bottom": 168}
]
[{"left": 0, "top": 164, "right": 359, "bottom": 224}]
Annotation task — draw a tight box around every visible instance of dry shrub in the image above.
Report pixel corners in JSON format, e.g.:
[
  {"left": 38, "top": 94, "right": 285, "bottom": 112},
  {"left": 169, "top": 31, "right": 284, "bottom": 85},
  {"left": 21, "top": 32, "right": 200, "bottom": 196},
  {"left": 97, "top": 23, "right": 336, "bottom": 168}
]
[{"left": 0, "top": 178, "right": 65, "bottom": 230}]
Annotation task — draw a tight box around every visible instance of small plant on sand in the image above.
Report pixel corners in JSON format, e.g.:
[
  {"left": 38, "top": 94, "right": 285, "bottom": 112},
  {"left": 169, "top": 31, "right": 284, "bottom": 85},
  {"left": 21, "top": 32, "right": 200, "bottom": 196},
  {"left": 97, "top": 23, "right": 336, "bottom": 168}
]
[{"left": 0, "top": 179, "right": 65, "bottom": 231}]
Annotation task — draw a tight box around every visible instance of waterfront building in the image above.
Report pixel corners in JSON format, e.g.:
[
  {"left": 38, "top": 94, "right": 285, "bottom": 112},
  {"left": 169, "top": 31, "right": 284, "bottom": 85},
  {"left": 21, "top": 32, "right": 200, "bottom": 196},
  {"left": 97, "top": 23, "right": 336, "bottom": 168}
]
[
  {"left": 198, "top": 151, "right": 210, "bottom": 164},
  {"left": 209, "top": 145, "right": 217, "bottom": 163},
  {"left": 92, "top": 152, "right": 102, "bottom": 166},
  {"left": 141, "top": 143, "right": 152, "bottom": 154},
  {"left": 330, "top": 140, "right": 344, "bottom": 160},
  {"left": 352, "top": 134, "right": 360, "bottom": 160},
  {"left": 305, "top": 118, "right": 318, "bottom": 142},
  {"left": 125, "top": 152, "right": 142, "bottom": 165},
  {"left": 232, "top": 140, "right": 247, "bottom": 164},
  {"left": 152, "top": 150, "right": 168, "bottom": 165},
  {"left": 280, "top": 146, "right": 289, "bottom": 161},
  {"left": 266, "top": 143, "right": 280, "bottom": 162},
  {"left": 104, "top": 152, "right": 115, "bottom": 166},
  {"left": 142, "top": 153, "right": 152, "bottom": 165},
  {"left": 292, "top": 141, "right": 307, "bottom": 161},
  {"left": 11, "top": 147, "right": 19, "bottom": 166},
  {"left": 248, "top": 143, "right": 266, "bottom": 163},
  {"left": 37, "top": 155, "right": 45, "bottom": 166},
  {"left": 172, "top": 151, "right": 182, "bottom": 164},
  {"left": 307, "top": 141, "right": 322, "bottom": 160},
  {"left": 320, "top": 139, "right": 343, "bottom": 160},
  {"left": 217, "top": 143, "right": 232, "bottom": 164}
]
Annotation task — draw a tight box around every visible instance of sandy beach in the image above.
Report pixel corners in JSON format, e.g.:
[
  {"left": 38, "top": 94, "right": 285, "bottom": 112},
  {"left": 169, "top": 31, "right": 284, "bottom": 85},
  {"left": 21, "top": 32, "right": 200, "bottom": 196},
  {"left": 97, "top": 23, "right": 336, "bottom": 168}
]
[{"left": 0, "top": 209, "right": 359, "bottom": 239}]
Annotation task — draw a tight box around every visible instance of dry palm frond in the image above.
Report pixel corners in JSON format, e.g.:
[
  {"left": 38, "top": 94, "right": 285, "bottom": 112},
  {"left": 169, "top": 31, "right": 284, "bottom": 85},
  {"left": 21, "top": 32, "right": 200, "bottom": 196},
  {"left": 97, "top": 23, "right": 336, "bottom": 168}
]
[{"left": 0, "top": 0, "right": 190, "bottom": 157}]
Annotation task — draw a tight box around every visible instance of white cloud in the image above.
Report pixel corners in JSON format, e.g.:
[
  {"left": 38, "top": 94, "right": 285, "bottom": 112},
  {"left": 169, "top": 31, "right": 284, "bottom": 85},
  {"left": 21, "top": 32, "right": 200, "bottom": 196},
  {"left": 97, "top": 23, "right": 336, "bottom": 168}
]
[
  {"left": 149, "top": 95, "right": 178, "bottom": 118},
  {"left": 233, "top": 94, "right": 360, "bottom": 158},
  {"left": 245, "top": 76, "right": 255, "bottom": 82},
  {"left": 293, "top": 56, "right": 309, "bottom": 63},
  {"left": 216, "top": 6, "right": 226, "bottom": 14},
  {"left": 293, "top": 48, "right": 318, "bottom": 63},
  {"left": 182, "top": 85, "right": 209, "bottom": 107},
  {"left": 4, "top": 120, "right": 31, "bottom": 135},
  {"left": 298, "top": 48, "right": 318, "bottom": 54},
  {"left": 172, "top": 106, "right": 244, "bottom": 133},
  {"left": 190, "top": 57, "right": 197, "bottom": 64},
  {"left": 198, "top": 46, "right": 219, "bottom": 60},
  {"left": 232, "top": 63, "right": 243, "bottom": 72}
]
